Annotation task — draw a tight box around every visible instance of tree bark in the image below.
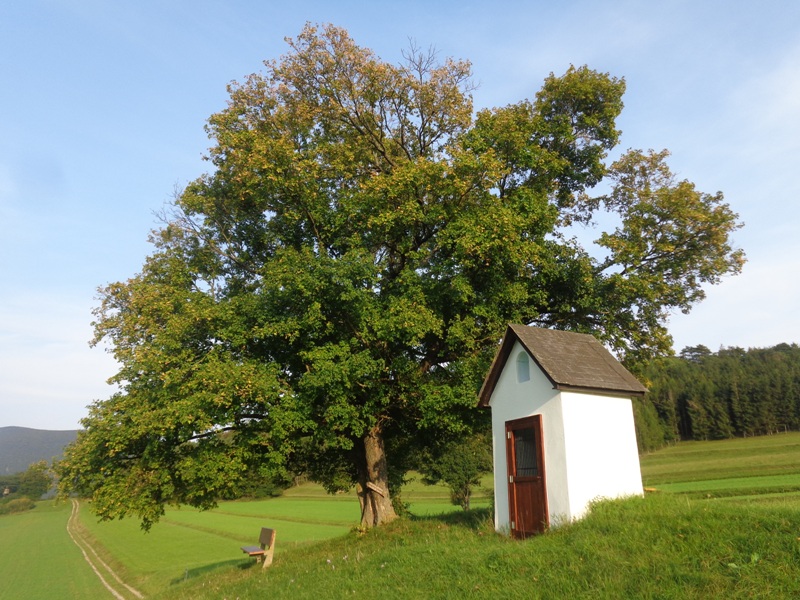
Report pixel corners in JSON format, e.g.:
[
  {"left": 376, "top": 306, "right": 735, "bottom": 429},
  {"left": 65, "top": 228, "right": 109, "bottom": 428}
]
[{"left": 357, "top": 423, "right": 397, "bottom": 527}]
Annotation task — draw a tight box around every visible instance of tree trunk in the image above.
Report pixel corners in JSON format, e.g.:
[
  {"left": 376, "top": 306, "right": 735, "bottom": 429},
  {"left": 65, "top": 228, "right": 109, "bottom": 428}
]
[{"left": 357, "top": 423, "right": 397, "bottom": 527}]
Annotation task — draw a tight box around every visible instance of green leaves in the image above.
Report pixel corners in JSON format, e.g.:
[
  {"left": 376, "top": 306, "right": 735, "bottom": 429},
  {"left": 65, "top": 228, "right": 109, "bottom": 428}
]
[
  {"left": 589, "top": 149, "right": 745, "bottom": 364},
  {"left": 60, "top": 24, "right": 745, "bottom": 527},
  {"left": 643, "top": 343, "right": 800, "bottom": 442},
  {"left": 599, "top": 150, "right": 745, "bottom": 292},
  {"left": 418, "top": 434, "right": 492, "bottom": 510}
]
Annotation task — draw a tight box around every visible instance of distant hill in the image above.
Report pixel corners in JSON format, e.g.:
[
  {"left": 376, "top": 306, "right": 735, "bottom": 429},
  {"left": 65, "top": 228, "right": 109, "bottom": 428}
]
[{"left": 0, "top": 427, "right": 78, "bottom": 475}]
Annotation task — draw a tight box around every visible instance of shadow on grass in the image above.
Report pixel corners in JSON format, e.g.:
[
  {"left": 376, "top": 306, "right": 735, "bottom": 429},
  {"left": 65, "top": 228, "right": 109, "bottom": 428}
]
[
  {"left": 169, "top": 558, "right": 249, "bottom": 585},
  {"left": 410, "top": 506, "right": 493, "bottom": 531}
]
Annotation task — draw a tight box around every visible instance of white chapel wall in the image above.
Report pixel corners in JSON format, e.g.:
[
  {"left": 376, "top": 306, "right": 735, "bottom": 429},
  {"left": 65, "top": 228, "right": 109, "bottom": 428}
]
[{"left": 559, "top": 391, "right": 644, "bottom": 520}]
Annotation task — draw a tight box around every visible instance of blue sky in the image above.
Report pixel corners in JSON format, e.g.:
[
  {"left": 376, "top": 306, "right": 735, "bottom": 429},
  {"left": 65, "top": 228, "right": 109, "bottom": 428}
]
[{"left": 2, "top": 0, "right": 799, "bottom": 429}]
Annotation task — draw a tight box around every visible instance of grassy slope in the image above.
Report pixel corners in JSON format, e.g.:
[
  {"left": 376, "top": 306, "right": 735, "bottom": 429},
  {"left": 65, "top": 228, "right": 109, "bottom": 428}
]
[
  {"left": 158, "top": 496, "right": 800, "bottom": 599},
  {"left": 68, "top": 474, "right": 490, "bottom": 595},
  {"left": 75, "top": 492, "right": 360, "bottom": 595},
  {"left": 0, "top": 502, "right": 109, "bottom": 600},
  {"left": 57, "top": 480, "right": 489, "bottom": 595},
  {"left": 154, "top": 434, "right": 800, "bottom": 599}
]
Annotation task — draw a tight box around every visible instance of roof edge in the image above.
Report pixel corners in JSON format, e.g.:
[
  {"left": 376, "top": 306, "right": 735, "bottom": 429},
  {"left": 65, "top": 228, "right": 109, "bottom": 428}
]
[
  {"left": 554, "top": 383, "right": 646, "bottom": 398},
  {"left": 477, "top": 326, "right": 517, "bottom": 407}
]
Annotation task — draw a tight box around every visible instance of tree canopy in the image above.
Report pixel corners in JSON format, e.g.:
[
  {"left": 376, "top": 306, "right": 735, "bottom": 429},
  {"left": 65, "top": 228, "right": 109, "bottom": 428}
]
[{"left": 58, "top": 24, "right": 744, "bottom": 529}]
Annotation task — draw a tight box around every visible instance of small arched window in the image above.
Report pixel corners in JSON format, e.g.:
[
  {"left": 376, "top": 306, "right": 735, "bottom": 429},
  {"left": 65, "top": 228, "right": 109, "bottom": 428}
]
[{"left": 516, "top": 351, "right": 530, "bottom": 383}]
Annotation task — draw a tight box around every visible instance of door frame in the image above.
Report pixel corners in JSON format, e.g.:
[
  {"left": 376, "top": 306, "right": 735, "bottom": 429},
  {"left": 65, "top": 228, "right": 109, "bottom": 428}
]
[{"left": 505, "top": 414, "right": 548, "bottom": 538}]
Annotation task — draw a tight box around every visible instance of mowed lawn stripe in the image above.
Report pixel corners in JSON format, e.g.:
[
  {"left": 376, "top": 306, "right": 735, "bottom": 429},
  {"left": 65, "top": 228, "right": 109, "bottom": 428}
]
[
  {"left": 77, "top": 502, "right": 248, "bottom": 594},
  {"left": 162, "top": 509, "right": 352, "bottom": 545},
  {"left": 212, "top": 496, "right": 360, "bottom": 526},
  {"left": 654, "top": 473, "right": 800, "bottom": 494},
  {"left": 77, "top": 495, "right": 358, "bottom": 593}
]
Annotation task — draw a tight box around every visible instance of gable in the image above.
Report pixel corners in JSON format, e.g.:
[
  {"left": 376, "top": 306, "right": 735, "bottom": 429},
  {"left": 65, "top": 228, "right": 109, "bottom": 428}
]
[{"left": 478, "top": 325, "right": 647, "bottom": 406}]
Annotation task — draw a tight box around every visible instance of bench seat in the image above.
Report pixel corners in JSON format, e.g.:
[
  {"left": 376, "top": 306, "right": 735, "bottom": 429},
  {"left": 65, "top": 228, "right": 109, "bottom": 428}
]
[{"left": 241, "top": 527, "right": 276, "bottom": 568}]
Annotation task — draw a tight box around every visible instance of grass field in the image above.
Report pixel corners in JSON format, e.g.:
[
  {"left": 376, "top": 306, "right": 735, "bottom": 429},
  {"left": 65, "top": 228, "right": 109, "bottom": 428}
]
[
  {"left": 0, "top": 501, "right": 111, "bottom": 599},
  {"left": 640, "top": 432, "right": 800, "bottom": 482},
  {"left": 0, "top": 473, "right": 486, "bottom": 599},
  {"left": 640, "top": 431, "right": 800, "bottom": 500},
  {"left": 2, "top": 433, "right": 800, "bottom": 599}
]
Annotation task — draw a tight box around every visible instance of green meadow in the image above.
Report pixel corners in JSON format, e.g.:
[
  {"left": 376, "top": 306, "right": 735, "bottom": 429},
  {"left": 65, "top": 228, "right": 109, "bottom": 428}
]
[
  {"left": 4, "top": 434, "right": 800, "bottom": 599},
  {"left": 640, "top": 432, "right": 800, "bottom": 500},
  {"left": 0, "top": 501, "right": 110, "bottom": 599}
]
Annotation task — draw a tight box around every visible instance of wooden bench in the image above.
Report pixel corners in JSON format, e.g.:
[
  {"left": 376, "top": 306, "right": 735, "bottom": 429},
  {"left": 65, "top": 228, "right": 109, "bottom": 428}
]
[{"left": 241, "top": 527, "right": 276, "bottom": 569}]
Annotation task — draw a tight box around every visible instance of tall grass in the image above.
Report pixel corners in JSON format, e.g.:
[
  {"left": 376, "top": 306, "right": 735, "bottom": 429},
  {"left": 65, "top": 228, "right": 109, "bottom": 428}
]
[{"left": 152, "top": 434, "right": 800, "bottom": 599}]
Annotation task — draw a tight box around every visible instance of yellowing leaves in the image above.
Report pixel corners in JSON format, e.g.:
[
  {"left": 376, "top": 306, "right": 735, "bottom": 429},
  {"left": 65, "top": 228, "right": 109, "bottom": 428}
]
[{"left": 61, "top": 25, "right": 746, "bottom": 529}]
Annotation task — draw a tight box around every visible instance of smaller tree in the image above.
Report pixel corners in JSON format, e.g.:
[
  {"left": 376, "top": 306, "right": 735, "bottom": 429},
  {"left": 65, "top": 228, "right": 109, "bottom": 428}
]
[
  {"left": 419, "top": 434, "right": 492, "bottom": 511},
  {"left": 680, "top": 345, "right": 712, "bottom": 363},
  {"left": 17, "top": 461, "right": 53, "bottom": 500}
]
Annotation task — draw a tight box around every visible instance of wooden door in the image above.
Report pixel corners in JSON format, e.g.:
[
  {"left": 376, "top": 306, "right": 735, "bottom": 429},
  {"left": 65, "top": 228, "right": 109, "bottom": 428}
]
[{"left": 506, "top": 415, "right": 548, "bottom": 539}]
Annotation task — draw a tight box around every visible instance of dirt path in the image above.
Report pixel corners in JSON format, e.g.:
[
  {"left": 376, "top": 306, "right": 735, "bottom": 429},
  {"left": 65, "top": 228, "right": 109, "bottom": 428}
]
[{"left": 66, "top": 499, "right": 145, "bottom": 600}]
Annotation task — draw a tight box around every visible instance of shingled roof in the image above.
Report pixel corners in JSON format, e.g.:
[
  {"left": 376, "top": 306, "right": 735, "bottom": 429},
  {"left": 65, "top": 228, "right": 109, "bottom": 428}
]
[{"left": 477, "top": 325, "right": 647, "bottom": 406}]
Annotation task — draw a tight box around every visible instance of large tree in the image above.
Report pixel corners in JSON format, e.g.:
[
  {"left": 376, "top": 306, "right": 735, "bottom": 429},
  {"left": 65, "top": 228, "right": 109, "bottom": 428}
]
[{"left": 58, "top": 24, "right": 744, "bottom": 528}]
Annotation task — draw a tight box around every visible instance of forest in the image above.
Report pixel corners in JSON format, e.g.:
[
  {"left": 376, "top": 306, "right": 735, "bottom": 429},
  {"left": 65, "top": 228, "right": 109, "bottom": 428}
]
[{"left": 634, "top": 343, "right": 800, "bottom": 450}]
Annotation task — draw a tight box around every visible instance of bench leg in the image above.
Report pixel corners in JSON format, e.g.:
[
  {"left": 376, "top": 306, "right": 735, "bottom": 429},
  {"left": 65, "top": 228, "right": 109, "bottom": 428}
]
[{"left": 262, "top": 548, "right": 274, "bottom": 569}]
